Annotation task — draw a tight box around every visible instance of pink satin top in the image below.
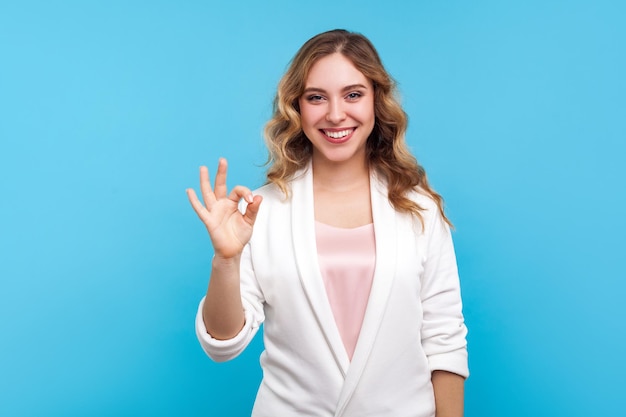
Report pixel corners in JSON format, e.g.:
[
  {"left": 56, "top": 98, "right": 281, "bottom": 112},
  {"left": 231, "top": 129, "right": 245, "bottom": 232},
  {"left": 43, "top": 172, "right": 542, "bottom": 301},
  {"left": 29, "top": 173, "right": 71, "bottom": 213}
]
[{"left": 315, "top": 221, "right": 376, "bottom": 360}]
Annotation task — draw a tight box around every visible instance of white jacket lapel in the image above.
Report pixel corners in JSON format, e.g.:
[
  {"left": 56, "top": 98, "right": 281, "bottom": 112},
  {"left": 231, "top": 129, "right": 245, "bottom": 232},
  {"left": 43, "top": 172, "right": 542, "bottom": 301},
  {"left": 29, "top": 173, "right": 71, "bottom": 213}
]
[
  {"left": 290, "top": 165, "right": 351, "bottom": 377},
  {"left": 335, "top": 173, "right": 398, "bottom": 416}
]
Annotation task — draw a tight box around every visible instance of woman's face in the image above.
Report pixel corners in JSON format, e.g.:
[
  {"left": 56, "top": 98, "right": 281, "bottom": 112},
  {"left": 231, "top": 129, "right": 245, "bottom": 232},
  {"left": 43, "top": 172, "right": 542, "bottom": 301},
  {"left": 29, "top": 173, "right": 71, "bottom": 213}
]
[{"left": 298, "top": 53, "right": 375, "bottom": 166}]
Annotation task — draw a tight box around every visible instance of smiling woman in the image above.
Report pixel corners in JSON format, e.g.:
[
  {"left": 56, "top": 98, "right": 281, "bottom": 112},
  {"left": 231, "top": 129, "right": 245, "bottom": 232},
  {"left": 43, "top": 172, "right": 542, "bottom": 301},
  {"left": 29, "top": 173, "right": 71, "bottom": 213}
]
[
  {"left": 299, "top": 53, "right": 375, "bottom": 167},
  {"left": 186, "top": 29, "right": 468, "bottom": 417}
]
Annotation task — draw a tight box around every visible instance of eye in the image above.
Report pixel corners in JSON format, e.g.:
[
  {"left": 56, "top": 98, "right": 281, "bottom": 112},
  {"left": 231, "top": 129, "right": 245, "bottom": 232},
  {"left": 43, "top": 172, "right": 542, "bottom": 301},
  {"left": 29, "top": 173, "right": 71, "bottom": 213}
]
[
  {"left": 346, "top": 91, "right": 363, "bottom": 101},
  {"left": 305, "top": 94, "right": 325, "bottom": 103}
]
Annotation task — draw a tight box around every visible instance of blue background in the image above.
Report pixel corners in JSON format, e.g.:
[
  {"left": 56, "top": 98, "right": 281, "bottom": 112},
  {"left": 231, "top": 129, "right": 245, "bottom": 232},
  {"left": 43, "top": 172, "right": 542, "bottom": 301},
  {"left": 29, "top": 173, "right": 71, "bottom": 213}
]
[{"left": 1, "top": 0, "right": 624, "bottom": 416}]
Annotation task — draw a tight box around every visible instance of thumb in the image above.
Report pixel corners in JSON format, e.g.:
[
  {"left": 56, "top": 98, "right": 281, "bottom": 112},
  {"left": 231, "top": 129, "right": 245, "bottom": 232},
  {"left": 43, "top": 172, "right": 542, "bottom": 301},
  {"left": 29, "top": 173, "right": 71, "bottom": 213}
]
[{"left": 242, "top": 195, "right": 263, "bottom": 226}]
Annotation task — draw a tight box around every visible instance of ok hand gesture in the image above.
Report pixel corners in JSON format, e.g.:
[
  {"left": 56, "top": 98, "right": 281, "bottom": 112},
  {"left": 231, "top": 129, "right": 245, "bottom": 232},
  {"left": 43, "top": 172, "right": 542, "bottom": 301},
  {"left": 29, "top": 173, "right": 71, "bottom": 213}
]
[{"left": 186, "top": 159, "right": 262, "bottom": 260}]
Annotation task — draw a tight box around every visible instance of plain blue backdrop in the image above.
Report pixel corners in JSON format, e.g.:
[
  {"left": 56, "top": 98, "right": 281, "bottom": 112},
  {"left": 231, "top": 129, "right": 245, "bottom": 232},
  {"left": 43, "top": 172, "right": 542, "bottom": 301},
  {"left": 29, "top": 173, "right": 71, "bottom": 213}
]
[{"left": 1, "top": 0, "right": 624, "bottom": 416}]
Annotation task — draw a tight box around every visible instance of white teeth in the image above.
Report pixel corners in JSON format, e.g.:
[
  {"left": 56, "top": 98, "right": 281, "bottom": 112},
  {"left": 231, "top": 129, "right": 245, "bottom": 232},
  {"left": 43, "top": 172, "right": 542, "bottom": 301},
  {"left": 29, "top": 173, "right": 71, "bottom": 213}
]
[{"left": 324, "top": 129, "right": 353, "bottom": 139}]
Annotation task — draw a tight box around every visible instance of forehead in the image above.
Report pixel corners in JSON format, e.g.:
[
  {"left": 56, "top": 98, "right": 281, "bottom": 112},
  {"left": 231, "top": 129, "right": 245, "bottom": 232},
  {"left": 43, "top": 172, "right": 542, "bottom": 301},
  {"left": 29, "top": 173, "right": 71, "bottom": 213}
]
[{"left": 305, "top": 53, "right": 371, "bottom": 89}]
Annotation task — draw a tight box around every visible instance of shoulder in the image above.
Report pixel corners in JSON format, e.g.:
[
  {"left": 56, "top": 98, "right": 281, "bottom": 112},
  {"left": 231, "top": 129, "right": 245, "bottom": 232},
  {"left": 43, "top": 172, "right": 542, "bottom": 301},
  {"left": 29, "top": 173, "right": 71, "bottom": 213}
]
[
  {"left": 252, "top": 182, "right": 284, "bottom": 202},
  {"left": 372, "top": 171, "right": 439, "bottom": 216},
  {"left": 253, "top": 166, "right": 310, "bottom": 204},
  {"left": 403, "top": 187, "right": 449, "bottom": 237},
  {"left": 408, "top": 188, "right": 440, "bottom": 216},
  {"left": 236, "top": 182, "right": 286, "bottom": 218},
  {"left": 250, "top": 180, "right": 298, "bottom": 216}
]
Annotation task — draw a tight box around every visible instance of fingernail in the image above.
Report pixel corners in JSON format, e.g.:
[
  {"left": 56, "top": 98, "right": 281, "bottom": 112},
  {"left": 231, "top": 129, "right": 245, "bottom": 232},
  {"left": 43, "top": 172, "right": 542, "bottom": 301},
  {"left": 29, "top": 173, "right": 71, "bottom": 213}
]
[{"left": 247, "top": 194, "right": 254, "bottom": 203}]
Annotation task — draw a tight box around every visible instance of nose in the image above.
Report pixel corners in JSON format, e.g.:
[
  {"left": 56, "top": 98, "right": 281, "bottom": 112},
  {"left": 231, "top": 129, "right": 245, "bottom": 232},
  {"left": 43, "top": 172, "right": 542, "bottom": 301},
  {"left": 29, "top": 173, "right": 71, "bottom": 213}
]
[{"left": 325, "top": 99, "right": 346, "bottom": 124}]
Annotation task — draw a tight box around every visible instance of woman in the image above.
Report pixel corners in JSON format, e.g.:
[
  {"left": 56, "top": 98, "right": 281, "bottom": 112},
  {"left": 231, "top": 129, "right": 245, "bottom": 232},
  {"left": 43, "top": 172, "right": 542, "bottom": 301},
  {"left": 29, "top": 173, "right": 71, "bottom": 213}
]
[{"left": 187, "top": 29, "right": 468, "bottom": 417}]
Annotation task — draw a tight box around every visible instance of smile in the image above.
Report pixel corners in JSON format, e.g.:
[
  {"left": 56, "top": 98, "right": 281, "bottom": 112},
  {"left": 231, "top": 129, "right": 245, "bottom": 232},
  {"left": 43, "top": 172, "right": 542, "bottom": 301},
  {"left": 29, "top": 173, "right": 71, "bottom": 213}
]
[
  {"left": 320, "top": 128, "right": 355, "bottom": 143},
  {"left": 323, "top": 128, "right": 354, "bottom": 138}
]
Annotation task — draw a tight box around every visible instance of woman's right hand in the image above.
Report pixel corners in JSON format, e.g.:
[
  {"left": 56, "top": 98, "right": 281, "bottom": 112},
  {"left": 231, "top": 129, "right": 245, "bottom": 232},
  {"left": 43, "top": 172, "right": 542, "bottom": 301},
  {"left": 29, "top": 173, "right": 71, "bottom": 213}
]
[{"left": 186, "top": 158, "right": 262, "bottom": 260}]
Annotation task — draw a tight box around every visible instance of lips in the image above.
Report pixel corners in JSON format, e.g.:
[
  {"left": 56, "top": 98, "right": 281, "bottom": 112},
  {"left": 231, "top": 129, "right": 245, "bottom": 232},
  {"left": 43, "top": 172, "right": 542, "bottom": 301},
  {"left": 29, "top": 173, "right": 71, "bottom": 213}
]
[{"left": 320, "top": 128, "right": 355, "bottom": 144}]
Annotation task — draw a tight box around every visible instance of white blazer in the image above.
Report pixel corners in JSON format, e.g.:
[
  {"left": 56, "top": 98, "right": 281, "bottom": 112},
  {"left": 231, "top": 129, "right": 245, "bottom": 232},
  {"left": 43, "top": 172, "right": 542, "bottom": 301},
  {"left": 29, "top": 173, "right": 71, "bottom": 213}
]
[{"left": 196, "top": 165, "right": 468, "bottom": 417}]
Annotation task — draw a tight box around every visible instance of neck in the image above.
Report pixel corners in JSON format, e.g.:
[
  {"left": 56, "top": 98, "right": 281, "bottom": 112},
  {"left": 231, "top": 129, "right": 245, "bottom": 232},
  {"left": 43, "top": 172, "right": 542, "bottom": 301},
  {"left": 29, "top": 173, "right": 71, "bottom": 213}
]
[{"left": 311, "top": 154, "right": 370, "bottom": 192}]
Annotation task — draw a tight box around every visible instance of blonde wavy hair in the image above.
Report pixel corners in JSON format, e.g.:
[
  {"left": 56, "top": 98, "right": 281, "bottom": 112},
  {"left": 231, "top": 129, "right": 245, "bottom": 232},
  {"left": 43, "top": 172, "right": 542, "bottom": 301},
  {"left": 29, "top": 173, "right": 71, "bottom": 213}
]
[{"left": 264, "top": 29, "right": 450, "bottom": 226}]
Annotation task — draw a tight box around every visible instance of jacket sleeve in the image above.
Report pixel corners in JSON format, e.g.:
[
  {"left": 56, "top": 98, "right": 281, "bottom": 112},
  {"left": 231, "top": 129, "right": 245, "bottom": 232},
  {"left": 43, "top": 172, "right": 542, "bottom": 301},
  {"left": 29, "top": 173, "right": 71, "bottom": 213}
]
[
  {"left": 420, "top": 208, "right": 469, "bottom": 378},
  {"left": 195, "top": 242, "right": 265, "bottom": 362}
]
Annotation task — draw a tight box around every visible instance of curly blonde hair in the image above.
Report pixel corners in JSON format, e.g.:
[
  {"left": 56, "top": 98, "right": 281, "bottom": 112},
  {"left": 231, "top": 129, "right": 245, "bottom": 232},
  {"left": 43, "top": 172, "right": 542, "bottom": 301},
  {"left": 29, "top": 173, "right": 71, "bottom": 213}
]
[{"left": 264, "top": 29, "right": 450, "bottom": 226}]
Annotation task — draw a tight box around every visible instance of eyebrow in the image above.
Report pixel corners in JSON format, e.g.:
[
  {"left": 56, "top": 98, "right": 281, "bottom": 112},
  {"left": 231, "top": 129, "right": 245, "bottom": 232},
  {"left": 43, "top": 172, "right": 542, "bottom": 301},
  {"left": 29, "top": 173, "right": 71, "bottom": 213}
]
[{"left": 303, "top": 84, "right": 369, "bottom": 94}]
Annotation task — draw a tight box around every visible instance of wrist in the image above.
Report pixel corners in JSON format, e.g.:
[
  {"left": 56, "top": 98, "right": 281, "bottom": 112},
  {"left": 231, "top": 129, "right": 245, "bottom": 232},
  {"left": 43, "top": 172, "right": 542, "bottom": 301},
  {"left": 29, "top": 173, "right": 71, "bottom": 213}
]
[{"left": 212, "top": 254, "right": 241, "bottom": 269}]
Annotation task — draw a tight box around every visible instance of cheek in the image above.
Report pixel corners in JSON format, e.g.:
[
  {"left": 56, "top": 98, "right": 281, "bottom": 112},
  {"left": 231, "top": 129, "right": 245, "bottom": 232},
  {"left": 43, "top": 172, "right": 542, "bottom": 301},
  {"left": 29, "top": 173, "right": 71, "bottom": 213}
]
[
  {"left": 360, "top": 103, "right": 376, "bottom": 125},
  {"left": 300, "top": 105, "right": 323, "bottom": 128},
  {"left": 356, "top": 96, "right": 374, "bottom": 116}
]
